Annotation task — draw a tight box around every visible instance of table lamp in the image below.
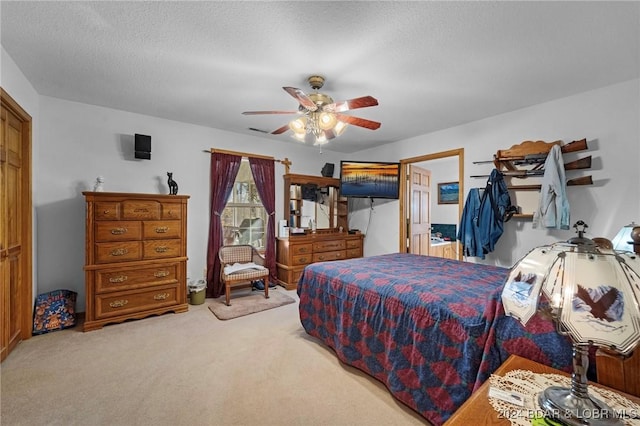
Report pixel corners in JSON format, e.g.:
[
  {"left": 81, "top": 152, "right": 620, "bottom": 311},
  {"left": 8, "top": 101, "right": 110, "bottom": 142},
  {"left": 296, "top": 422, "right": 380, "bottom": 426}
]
[
  {"left": 611, "top": 222, "right": 640, "bottom": 254},
  {"left": 501, "top": 221, "right": 640, "bottom": 425}
]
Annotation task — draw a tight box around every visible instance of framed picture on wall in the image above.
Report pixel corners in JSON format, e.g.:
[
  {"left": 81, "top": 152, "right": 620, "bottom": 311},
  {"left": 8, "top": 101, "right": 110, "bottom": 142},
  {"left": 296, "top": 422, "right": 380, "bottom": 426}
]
[{"left": 437, "top": 181, "right": 459, "bottom": 204}]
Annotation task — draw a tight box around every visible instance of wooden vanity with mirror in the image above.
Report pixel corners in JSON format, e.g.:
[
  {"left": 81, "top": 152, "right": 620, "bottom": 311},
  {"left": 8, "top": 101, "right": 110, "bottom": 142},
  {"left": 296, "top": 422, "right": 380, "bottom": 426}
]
[{"left": 276, "top": 173, "right": 363, "bottom": 290}]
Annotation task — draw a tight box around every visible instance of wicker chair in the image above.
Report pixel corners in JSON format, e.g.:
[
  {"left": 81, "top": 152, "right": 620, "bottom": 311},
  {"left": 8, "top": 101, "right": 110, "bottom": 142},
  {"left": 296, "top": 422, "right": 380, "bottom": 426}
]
[{"left": 218, "top": 245, "right": 269, "bottom": 306}]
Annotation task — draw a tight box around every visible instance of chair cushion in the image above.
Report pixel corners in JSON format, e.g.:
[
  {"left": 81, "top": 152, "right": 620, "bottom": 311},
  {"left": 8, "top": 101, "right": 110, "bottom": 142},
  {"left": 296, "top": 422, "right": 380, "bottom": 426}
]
[
  {"left": 223, "top": 262, "right": 266, "bottom": 275},
  {"left": 222, "top": 268, "right": 268, "bottom": 282}
]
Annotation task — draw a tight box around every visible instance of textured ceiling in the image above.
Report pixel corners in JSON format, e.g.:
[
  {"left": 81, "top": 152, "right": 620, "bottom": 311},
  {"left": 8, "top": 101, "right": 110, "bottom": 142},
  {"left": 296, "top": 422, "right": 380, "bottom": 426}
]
[{"left": 1, "top": 1, "right": 639, "bottom": 153}]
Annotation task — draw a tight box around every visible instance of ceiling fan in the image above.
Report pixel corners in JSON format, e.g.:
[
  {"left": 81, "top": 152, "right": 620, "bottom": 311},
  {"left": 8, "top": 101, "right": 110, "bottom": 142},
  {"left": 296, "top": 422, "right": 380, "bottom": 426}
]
[{"left": 242, "top": 75, "right": 380, "bottom": 144}]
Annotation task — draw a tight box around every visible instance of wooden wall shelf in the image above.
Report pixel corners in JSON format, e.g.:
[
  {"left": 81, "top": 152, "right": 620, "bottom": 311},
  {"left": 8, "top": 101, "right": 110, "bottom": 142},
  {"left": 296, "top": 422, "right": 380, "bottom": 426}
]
[{"left": 472, "top": 139, "right": 592, "bottom": 219}]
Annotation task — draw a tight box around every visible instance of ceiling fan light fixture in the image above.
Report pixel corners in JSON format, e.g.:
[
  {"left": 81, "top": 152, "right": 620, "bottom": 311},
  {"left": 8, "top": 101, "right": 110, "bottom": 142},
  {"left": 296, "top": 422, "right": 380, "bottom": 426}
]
[
  {"left": 289, "top": 117, "right": 307, "bottom": 134},
  {"left": 314, "top": 133, "right": 329, "bottom": 146},
  {"left": 318, "top": 112, "right": 338, "bottom": 130},
  {"left": 334, "top": 120, "right": 348, "bottom": 136},
  {"left": 291, "top": 132, "right": 306, "bottom": 142},
  {"left": 243, "top": 75, "right": 380, "bottom": 146}
]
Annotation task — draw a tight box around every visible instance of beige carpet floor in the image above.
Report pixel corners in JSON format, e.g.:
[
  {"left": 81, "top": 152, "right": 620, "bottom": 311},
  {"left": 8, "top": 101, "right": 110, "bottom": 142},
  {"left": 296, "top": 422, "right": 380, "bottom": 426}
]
[{"left": 1, "top": 288, "right": 428, "bottom": 426}]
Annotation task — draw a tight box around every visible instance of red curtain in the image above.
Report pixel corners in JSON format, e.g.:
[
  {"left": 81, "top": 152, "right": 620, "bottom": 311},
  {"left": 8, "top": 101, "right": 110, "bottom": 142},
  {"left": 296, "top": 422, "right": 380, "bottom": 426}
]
[
  {"left": 206, "top": 152, "right": 242, "bottom": 298},
  {"left": 249, "top": 157, "right": 276, "bottom": 284}
]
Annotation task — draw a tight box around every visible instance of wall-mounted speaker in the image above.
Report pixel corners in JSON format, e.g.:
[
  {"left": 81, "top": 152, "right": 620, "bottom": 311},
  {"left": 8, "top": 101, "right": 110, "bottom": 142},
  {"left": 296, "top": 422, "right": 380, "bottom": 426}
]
[
  {"left": 321, "top": 163, "right": 335, "bottom": 177},
  {"left": 134, "top": 134, "right": 151, "bottom": 160}
]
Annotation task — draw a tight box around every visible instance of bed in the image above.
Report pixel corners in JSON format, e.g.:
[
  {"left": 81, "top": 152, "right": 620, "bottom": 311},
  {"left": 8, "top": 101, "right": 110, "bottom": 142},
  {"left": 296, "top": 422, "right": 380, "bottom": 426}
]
[{"left": 297, "top": 253, "right": 575, "bottom": 425}]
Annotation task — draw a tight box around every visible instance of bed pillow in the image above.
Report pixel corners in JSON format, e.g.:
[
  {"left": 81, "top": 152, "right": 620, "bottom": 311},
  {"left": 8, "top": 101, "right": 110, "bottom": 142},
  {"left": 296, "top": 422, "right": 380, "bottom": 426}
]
[{"left": 32, "top": 290, "right": 77, "bottom": 335}]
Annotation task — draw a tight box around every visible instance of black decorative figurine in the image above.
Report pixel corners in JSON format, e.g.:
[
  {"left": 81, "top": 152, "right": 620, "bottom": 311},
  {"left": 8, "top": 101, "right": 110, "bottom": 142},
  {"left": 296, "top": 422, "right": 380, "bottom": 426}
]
[{"left": 167, "top": 172, "right": 178, "bottom": 195}]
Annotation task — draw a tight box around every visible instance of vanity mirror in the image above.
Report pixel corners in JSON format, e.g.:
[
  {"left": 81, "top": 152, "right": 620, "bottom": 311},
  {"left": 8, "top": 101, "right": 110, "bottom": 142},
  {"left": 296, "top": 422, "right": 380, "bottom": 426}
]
[
  {"left": 277, "top": 173, "right": 362, "bottom": 290},
  {"left": 284, "top": 174, "right": 347, "bottom": 232}
]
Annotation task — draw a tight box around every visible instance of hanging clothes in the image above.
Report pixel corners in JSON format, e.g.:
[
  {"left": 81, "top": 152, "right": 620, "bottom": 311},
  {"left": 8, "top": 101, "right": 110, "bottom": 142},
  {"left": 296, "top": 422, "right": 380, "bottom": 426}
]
[
  {"left": 458, "top": 169, "right": 514, "bottom": 259},
  {"left": 532, "top": 144, "right": 570, "bottom": 230},
  {"left": 457, "top": 188, "right": 484, "bottom": 258}
]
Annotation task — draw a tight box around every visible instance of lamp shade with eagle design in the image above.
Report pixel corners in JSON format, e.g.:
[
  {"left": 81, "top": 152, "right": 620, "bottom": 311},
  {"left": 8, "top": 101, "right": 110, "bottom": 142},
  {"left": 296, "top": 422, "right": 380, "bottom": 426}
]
[{"left": 501, "top": 221, "right": 640, "bottom": 426}]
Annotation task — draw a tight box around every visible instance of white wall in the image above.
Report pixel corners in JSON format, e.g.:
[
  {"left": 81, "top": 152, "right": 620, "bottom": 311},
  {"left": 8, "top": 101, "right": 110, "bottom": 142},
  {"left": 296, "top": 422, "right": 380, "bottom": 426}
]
[
  {"left": 349, "top": 79, "right": 640, "bottom": 266},
  {"left": 33, "top": 96, "right": 342, "bottom": 311}
]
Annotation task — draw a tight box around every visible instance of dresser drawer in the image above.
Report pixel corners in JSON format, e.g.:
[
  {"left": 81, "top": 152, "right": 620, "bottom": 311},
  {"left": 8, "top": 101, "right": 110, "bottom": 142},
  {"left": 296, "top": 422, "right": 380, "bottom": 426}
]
[
  {"left": 143, "top": 239, "right": 182, "bottom": 259},
  {"left": 346, "top": 239, "right": 362, "bottom": 249},
  {"left": 346, "top": 248, "right": 362, "bottom": 258},
  {"left": 313, "top": 250, "right": 347, "bottom": 262},
  {"left": 291, "top": 267, "right": 305, "bottom": 286},
  {"left": 95, "top": 241, "right": 142, "bottom": 263},
  {"left": 95, "top": 202, "right": 120, "bottom": 220},
  {"left": 313, "top": 240, "right": 346, "bottom": 252},
  {"left": 95, "top": 263, "right": 178, "bottom": 293},
  {"left": 276, "top": 265, "right": 306, "bottom": 289},
  {"left": 292, "top": 253, "right": 313, "bottom": 266},
  {"left": 95, "top": 285, "right": 178, "bottom": 319},
  {"left": 122, "top": 200, "right": 161, "bottom": 220},
  {"left": 291, "top": 243, "right": 313, "bottom": 256},
  {"left": 143, "top": 221, "right": 182, "bottom": 239},
  {"left": 95, "top": 221, "right": 142, "bottom": 242},
  {"left": 161, "top": 203, "right": 182, "bottom": 220}
]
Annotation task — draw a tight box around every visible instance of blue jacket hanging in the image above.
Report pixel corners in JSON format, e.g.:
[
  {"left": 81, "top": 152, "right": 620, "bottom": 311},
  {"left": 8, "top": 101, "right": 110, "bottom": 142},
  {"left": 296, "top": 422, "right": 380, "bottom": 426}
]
[
  {"left": 480, "top": 169, "right": 511, "bottom": 255},
  {"left": 458, "top": 169, "right": 515, "bottom": 259},
  {"left": 457, "top": 188, "right": 484, "bottom": 258}
]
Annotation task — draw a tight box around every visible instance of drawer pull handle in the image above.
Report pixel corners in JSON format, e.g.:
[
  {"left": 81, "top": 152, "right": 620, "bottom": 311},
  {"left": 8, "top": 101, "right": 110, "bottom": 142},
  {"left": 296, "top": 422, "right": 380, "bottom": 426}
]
[
  {"left": 299, "top": 257, "right": 308, "bottom": 263},
  {"left": 109, "top": 275, "right": 128, "bottom": 283},
  {"left": 134, "top": 208, "right": 149, "bottom": 213},
  {"left": 299, "top": 247, "right": 307, "bottom": 253},
  {"left": 111, "top": 227, "right": 127, "bottom": 235},
  {"left": 110, "top": 248, "right": 129, "bottom": 256},
  {"left": 155, "top": 226, "right": 169, "bottom": 233},
  {"left": 103, "top": 210, "right": 110, "bottom": 214},
  {"left": 109, "top": 299, "right": 128, "bottom": 308},
  {"left": 155, "top": 246, "right": 168, "bottom": 253},
  {"left": 154, "top": 293, "right": 171, "bottom": 300},
  {"left": 154, "top": 270, "right": 170, "bottom": 278}
]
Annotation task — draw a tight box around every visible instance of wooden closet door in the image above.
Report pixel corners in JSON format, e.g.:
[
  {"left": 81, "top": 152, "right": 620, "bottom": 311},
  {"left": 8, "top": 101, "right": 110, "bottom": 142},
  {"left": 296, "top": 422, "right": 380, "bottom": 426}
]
[{"left": 1, "top": 89, "right": 32, "bottom": 362}]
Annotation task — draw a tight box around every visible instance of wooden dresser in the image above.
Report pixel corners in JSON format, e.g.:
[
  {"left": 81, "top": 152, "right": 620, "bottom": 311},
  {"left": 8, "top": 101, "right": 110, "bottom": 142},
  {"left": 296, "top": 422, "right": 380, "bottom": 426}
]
[
  {"left": 276, "top": 232, "right": 364, "bottom": 290},
  {"left": 82, "top": 192, "right": 189, "bottom": 331}
]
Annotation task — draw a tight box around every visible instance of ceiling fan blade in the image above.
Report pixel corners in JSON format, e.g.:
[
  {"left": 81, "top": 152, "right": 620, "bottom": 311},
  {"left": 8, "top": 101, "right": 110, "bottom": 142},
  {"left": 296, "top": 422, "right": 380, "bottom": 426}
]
[
  {"left": 248, "top": 127, "right": 270, "bottom": 134},
  {"left": 283, "top": 87, "right": 318, "bottom": 111},
  {"left": 242, "top": 110, "right": 299, "bottom": 115},
  {"left": 324, "top": 96, "right": 378, "bottom": 113},
  {"left": 271, "top": 124, "right": 290, "bottom": 135},
  {"left": 334, "top": 113, "right": 381, "bottom": 130}
]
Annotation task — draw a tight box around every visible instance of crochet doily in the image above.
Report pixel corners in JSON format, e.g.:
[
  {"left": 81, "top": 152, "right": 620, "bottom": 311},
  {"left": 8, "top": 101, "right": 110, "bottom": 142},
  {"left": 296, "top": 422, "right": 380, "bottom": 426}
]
[{"left": 488, "top": 369, "right": 640, "bottom": 426}]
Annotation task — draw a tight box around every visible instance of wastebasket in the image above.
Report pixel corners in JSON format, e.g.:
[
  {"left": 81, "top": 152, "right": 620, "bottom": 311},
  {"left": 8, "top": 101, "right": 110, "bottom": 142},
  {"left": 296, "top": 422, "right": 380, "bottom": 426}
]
[{"left": 188, "top": 280, "right": 207, "bottom": 305}]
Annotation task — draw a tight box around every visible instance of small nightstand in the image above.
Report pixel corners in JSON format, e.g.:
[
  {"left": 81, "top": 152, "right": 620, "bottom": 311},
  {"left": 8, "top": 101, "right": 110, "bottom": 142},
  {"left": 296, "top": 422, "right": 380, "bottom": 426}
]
[{"left": 444, "top": 355, "right": 640, "bottom": 425}]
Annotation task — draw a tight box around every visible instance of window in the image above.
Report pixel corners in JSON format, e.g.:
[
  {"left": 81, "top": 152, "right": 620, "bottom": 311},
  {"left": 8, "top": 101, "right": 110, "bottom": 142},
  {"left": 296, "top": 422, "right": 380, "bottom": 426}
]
[{"left": 221, "top": 160, "right": 267, "bottom": 250}]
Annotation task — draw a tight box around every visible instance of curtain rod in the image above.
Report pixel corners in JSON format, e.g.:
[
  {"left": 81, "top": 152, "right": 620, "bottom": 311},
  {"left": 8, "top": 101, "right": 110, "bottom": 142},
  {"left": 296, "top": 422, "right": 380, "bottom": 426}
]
[{"left": 203, "top": 148, "right": 291, "bottom": 174}]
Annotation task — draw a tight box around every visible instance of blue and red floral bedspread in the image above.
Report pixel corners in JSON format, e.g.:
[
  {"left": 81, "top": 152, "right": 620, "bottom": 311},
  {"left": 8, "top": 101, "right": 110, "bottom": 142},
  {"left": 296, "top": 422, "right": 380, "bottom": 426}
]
[{"left": 297, "top": 253, "right": 573, "bottom": 425}]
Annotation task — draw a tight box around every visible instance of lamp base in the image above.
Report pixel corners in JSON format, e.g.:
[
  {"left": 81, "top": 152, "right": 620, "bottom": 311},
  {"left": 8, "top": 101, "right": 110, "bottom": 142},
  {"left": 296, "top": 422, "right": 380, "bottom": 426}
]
[{"left": 538, "top": 386, "right": 623, "bottom": 425}]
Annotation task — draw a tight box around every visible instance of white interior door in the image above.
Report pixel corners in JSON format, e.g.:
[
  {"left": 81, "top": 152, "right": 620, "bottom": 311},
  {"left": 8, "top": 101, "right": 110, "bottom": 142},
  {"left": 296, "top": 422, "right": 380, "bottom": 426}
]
[{"left": 407, "top": 165, "right": 431, "bottom": 255}]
